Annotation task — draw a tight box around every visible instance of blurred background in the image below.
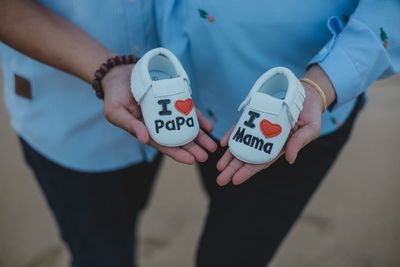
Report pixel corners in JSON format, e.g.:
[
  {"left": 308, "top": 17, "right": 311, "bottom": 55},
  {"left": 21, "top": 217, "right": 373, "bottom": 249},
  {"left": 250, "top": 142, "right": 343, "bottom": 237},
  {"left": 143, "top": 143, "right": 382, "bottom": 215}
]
[{"left": 1, "top": 71, "right": 400, "bottom": 267}]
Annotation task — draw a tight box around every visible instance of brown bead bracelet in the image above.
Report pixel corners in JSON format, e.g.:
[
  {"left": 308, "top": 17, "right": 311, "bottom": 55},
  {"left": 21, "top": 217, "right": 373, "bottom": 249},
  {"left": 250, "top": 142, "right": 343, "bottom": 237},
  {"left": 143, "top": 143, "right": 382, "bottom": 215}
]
[{"left": 91, "top": 55, "right": 139, "bottom": 99}]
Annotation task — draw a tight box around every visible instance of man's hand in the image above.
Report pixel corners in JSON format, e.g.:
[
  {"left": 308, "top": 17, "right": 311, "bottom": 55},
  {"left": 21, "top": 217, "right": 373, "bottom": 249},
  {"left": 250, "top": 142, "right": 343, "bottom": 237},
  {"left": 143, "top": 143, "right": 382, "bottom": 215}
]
[
  {"left": 215, "top": 65, "right": 336, "bottom": 186},
  {"left": 102, "top": 64, "right": 217, "bottom": 164}
]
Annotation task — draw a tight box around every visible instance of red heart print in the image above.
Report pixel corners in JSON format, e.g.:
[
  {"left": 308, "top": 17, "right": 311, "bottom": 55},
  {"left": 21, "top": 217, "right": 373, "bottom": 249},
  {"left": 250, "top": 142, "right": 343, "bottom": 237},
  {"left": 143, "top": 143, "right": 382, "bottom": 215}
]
[
  {"left": 175, "top": 99, "right": 194, "bottom": 115},
  {"left": 260, "top": 119, "right": 282, "bottom": 138}
]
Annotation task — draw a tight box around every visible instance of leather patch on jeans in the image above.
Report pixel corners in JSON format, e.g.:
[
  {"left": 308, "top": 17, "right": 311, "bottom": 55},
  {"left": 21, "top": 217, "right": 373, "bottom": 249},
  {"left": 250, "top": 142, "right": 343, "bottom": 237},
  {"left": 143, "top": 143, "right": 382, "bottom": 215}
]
[{"left": 15, "top": 74, "right": 32, "bottom": 100}]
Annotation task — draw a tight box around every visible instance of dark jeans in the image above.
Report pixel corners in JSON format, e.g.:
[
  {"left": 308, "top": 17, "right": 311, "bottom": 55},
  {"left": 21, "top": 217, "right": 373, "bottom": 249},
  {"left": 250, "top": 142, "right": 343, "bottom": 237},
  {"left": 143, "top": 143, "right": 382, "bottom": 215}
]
[
  {"left": 20, "top": 99, "right": 362, "bottom": 267},
  {"left": 21, "top": 143, "right": 163, "bottom": 267}
]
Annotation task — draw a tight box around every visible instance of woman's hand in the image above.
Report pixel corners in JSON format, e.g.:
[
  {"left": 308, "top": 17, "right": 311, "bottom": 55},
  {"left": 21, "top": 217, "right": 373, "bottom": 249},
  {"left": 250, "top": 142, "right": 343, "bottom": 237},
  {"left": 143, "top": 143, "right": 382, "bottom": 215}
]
[
  {"left": 102, "top": 64, "right": 217, "bottom": 165},
  {"left": 216, "top": 127, "right": 284, "bottom": 185},
  {"left": 216, "top": 65, "right": 336, "bottom": 186}
]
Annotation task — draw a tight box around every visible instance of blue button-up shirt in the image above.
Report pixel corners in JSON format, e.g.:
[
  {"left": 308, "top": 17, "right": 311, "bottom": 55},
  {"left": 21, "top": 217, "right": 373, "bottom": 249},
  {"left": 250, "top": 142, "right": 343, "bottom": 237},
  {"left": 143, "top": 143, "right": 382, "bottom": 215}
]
[
  {"left": 155, "top": 0, "right": 400, "bottom": 139},
  {"left": 1, "top": 0, "right": 159, "bottom": 172},
  {"left": 2, "top": 0, "right": 399, "bottom": 171}
]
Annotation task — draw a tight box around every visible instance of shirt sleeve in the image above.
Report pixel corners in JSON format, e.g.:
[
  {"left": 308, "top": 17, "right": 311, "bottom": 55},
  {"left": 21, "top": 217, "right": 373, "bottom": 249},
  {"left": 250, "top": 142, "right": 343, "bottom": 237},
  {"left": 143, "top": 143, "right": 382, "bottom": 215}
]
[{"left": 309, "top": 0, "right": 400, "bottom": 110}]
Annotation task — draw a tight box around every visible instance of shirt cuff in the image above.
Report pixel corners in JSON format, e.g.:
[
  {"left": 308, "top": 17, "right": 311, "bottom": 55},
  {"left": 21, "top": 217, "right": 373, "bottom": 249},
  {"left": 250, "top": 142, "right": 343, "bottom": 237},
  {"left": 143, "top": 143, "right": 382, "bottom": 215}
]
[{"left": 308, "top": 16, "right": 387, "bottom": 111}]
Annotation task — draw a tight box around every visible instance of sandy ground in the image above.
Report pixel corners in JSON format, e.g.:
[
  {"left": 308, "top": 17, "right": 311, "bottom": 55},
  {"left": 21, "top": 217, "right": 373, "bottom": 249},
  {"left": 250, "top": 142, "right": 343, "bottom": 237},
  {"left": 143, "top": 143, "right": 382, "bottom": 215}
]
[{"left": 1, "top": 72, "right": 400, "bottom": 267}]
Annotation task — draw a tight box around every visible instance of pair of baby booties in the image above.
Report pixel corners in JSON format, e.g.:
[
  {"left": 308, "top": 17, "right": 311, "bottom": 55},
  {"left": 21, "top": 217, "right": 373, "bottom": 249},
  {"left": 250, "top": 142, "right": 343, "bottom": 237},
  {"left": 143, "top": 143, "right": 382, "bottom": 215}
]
[{"left": 130, "top": 48, "right": 305, "bottom": 164}]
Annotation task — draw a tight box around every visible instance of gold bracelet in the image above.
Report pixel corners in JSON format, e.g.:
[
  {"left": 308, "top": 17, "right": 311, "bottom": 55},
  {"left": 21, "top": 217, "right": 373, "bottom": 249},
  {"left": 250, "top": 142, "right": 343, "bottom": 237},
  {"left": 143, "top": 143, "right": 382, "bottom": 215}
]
[{"left": 300, "top": 78, "right": 327, "bottom": 112}]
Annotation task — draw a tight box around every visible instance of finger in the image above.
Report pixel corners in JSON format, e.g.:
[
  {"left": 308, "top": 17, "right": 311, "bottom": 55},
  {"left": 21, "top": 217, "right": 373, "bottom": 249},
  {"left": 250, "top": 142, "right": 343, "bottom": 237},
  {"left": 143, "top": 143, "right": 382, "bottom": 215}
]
[
  {"left": 232, "top": 151, "right": 284, "bottom": 185},
  {"left": 216, "top": 148, "right": 234, "bottom": 171},
  {"left": 217, "top": 158, "right": 244, "bottom": 186},
  {"left": 232, "top": 164, "right": 266, "bottom": 185},
  {"left": 149, "top": 140, "right": 195, "bottom": 165},
  {"left": 196, "top": 109, "right": 214, "bottom": 132},
  {"left": 220, "top": 126, "right": 235, "bottom": 147},
  {"left": 182, "top": 142, "right": 209, "bottom": 163},
  {"left": 195, "top": 129, "right": 218, "bottom": 152},
  {"left": 285, "top": 125, "right": 318, "bottom": 164},
  {"left": 105, "top": 106, "right": 149, "bottom": 144}
]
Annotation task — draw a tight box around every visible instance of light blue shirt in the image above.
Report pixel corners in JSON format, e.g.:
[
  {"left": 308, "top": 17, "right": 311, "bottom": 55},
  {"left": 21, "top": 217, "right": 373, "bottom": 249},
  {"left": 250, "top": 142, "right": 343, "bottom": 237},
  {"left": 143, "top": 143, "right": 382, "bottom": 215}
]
[
  {"left": 2, "top": 0, "right": 399, "bottom": 171},
  {"left": 1, "top": 0, "right": 159, "bottom": 172},
  {"left": 155, "top": 0, "right": 400, "bottom": 139}
]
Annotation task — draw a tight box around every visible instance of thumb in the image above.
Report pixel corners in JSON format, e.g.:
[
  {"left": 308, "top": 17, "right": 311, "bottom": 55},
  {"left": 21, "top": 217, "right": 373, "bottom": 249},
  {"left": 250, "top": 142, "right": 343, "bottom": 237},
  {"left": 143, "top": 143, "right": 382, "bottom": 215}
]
[
  {"left": 285, "top": 125, "right": 317, "bottom": 164},
  {"left": 220, "top": 126, "right": 235, "bottom": 147},
  {"left": 105, "top": 106, "right": 150, "bottom": 144}
]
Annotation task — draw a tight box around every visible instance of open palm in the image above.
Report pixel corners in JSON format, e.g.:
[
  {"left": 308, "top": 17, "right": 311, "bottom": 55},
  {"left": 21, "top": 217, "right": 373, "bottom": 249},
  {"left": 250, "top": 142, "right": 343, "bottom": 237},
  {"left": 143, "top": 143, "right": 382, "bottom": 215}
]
[
  {"left": 102, "top": 64, "right": 217, "bottom": 164},
  {"left": 216, "top": 84, "right": 324, "bottom": 186}
]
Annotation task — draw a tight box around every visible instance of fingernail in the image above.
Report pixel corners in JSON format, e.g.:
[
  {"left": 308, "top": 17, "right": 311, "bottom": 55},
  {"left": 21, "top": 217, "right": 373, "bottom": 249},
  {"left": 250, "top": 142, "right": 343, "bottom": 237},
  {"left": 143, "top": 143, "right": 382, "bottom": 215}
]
[{"left": 289, "top": 156, "right": 297, "bottom": 164}]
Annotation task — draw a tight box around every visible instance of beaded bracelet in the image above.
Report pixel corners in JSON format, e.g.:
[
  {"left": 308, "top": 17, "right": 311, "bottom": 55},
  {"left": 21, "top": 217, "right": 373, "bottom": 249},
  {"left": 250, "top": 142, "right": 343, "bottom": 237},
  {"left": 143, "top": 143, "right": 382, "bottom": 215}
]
[{"left": 91, "top": 55, "right": 139, "bottom": 99}]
